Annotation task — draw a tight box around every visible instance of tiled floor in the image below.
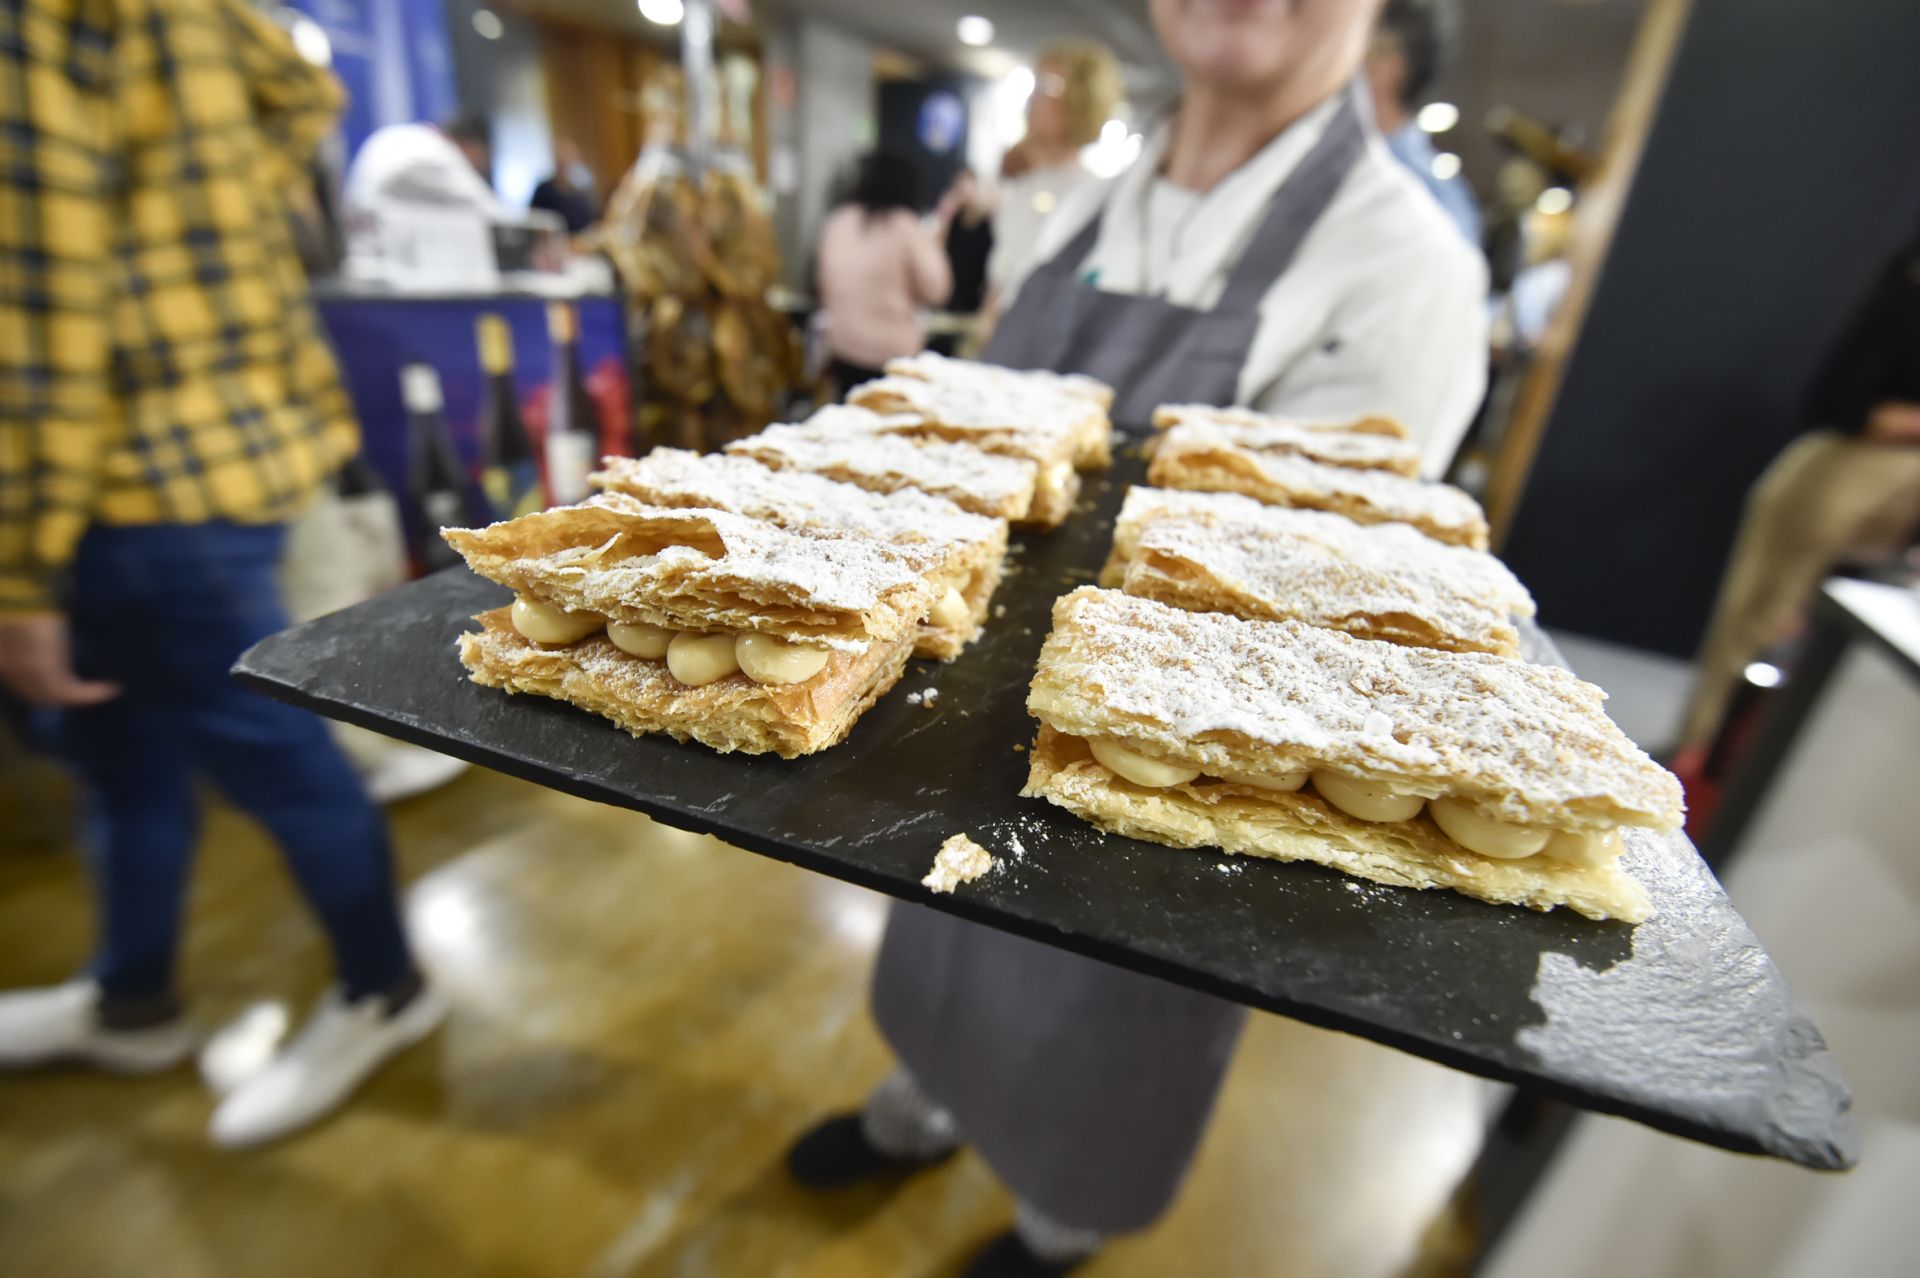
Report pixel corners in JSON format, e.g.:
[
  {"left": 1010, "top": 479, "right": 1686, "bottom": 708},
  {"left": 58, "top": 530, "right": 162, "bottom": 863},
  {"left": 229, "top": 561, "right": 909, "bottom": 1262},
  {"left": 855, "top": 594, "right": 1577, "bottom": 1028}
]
[{"left": 0, "top": 765, "right": 1483, "bottom": 1278}]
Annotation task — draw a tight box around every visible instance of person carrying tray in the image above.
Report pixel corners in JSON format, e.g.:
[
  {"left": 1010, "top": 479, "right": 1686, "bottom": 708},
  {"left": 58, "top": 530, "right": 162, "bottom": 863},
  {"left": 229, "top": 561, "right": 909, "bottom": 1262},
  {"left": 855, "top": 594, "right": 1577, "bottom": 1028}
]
[{"left": 786, "top": 0, "right": 1488, "bottom": 1274}]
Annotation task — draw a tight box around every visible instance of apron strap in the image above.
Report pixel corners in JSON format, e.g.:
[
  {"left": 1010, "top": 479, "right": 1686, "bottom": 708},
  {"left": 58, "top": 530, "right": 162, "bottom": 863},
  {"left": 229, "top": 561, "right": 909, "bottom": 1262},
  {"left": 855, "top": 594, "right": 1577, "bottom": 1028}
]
[{"left": 1215, "top": 82, "right": 1369, "bottom": 315}]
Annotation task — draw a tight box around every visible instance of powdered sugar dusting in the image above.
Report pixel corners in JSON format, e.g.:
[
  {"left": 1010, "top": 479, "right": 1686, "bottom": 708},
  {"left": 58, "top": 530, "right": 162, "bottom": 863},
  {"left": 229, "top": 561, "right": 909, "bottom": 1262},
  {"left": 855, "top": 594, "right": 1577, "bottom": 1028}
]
[
  {"left": 1031, "top": 588, "right": 1684, "bottom": 827},
  {"left": 1123, "top": 496, "right": 1534, "bottom": 654},
  {"left": 885, "top": 350, "right": 1112, "bottom": 406},
  {"left": 728, "top": 409, "right": 1038, "bottom": 511},
  {"left": 592, "top": 449, "right": 1001, "bottom": 549},
  {"left": 851, "top": 375, "right": 1091, "bottom": 457},
  {"left": 1150, "top": 440, "right": 1486, "bottom": 541},
  {"left": 1154, "top": 414, "right": 1419, "bottom": 472},
  {"left": 923, "top": 833, "right": 995, "bottom": 893}
]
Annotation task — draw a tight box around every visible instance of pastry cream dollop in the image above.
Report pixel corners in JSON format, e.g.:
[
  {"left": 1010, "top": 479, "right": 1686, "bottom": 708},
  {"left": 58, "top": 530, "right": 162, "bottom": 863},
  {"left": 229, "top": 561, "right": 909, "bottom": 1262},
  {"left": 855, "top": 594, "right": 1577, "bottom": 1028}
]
[
  {"left": 928, "top": 587, "right": 972, "bottom": 630},
  {"left": 606, "top": 619, "right": 674, "bottom": 659},
  {"left": 511, "top": 598, "right": 606, "bottom": 645},
  {"left": 735, "top": 633, "right": 830, "bottom": 685},
  {"left": 1427, "top": 798, "right": 1550, "bottom": 860},
  {"left": 1088, "top": 738, "right": 1201, "bottom": 788},
  {"left": 666, "top": 633, "right": 740, "bottom": 686},
  {"left": 1309, "top": 771, "right": 1425, "bottom": 823}
]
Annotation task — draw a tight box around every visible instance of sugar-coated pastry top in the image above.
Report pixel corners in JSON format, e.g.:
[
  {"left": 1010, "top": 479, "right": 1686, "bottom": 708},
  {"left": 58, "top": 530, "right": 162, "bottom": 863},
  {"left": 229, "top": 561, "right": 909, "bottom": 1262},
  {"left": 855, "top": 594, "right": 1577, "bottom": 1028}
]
[
  {"left": 730, "top": 408, "right": 1041, "bottom": 509},
  {"left": 851, "top": 374, "right": 1097, "bottom": 444},
  {"left": 592, "top": 449, "right": 1004, "bottom": 550},
  {"left": 884, "top": 351, "right": 1114, "bottom": 408},
  {"left": 1153, "top": 416, "right": 1421, "bottom": 475},
  {"left": 1152, "top": 402, "right": 1408, "bottom": 439},
  {"left": 1028, "top": 588, "right": 1684, "bottom": 830}
]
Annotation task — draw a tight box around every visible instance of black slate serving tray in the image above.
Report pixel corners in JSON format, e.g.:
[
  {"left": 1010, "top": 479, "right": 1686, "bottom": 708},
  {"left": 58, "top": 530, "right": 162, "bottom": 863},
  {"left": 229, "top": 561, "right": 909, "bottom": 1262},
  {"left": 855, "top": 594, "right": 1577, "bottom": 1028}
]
[{"left": 236, "top": 453, "right": 1854, "bottom": 1170}]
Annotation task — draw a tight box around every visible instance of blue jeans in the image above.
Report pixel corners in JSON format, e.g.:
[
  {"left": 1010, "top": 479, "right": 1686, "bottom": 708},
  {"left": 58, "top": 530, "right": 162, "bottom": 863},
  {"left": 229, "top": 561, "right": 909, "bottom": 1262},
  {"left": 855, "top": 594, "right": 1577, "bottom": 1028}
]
[{"left": 61, "top": 522, "right": 413, "bottom": 1008}]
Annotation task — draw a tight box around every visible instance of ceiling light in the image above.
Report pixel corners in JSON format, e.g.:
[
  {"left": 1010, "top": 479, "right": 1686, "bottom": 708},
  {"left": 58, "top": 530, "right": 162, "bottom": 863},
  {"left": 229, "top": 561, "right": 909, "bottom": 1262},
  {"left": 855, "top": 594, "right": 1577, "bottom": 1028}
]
[
  {"left": 1535, "top": 186, "right": 1574, "bottom": 215},
  {"left": 957, "top": 15, "right": 994, "bottom": 46},
  {"left": 1417, "top": 101, "right": 1459, "bottom": 133},
  {"left": 1430, "top": 152, "right": 1461, "bottom": 181},
  {"left": 639, "top": 0, "right": 684, "bottom": 26},
  {"left": 471, "top": 8, "right": 503, "bottom": 39}
]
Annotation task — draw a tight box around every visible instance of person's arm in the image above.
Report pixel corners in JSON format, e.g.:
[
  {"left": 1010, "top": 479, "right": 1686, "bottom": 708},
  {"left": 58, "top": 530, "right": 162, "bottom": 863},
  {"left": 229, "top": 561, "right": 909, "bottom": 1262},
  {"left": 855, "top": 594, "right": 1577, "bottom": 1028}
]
[
  {"left": 1863, "top": 401, "right": 1920, "bottom": 443},
  {"left": 1253, "top": 242, "right": 1491, "bottom": 480},
  {"left": 903, "top": 213, "right": 953, "bottom": 307},
  {"left": 221, "top": 0, "right": 346, "bottom": 189},
  {"left": 1804, "top": 242, "right": 1919, "bottom": 436},
  {"left": 0, "top": 0, "right": 122, "bottom": 702}
]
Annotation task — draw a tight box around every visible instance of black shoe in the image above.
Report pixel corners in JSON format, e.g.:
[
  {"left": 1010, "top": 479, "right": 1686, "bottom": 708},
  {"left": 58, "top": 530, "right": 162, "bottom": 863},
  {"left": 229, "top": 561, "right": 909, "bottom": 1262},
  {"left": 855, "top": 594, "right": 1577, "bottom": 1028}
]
[
  {"left": 785, "top": 1113, "right": 958, "bottom": 1190},
  {"left": 962, "top": 1230, "right": 1091, "bottom": 1277}
]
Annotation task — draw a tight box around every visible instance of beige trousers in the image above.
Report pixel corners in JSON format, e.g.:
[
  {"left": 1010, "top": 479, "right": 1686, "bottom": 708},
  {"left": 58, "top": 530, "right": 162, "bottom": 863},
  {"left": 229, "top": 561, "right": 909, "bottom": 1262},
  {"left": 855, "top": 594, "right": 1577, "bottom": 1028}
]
[{"left": 1678, "top": 431, "right": 1920, "bottom": 751}]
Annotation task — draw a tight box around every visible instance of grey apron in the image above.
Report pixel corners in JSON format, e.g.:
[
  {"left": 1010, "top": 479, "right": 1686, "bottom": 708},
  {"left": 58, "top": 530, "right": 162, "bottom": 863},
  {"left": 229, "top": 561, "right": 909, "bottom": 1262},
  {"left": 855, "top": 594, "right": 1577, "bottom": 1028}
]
[{"left": 870, "top": 88, "right": 1369, "bottom": 1234}]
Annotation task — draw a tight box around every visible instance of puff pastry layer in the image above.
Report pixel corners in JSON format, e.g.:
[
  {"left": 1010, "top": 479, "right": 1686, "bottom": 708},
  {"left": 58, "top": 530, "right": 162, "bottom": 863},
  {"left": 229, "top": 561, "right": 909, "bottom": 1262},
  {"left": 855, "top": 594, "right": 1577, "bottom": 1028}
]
[
  {"left": 881, "top": 352, "right": 1115, "bottom": 467},
  {"left": 1152, "top": 402, "right": 1409, "bottom": 440},
  {"left": 590, "top": 449, "right": 1007, "bottom": 659},
  {"left": 1101, "top": 488, "right": 1533, "bottom": 656},
  {"left": 1028, "top": 589, "right": 1684, "bottom": 833},
  {"left": 1022, "top": 727, "right": 1653, "bottom": 921},
  {"left": 1151, "top": 414, "right": 1422, "bottom": 478},
  {"left": 443, "top": 497, "right": 950, "bottom": 651},
  {"left": 1147, "top": 436, "right": 1488, "bottom": 549},
  {"left": 459, "top": 608, "right": 912, "bottom": 757},
  {"left": 850, "top": 374, "right": 1102, "bottom": 477},
  {"left": 725, "top": 406, "right": 1040, "bottom": 523}
]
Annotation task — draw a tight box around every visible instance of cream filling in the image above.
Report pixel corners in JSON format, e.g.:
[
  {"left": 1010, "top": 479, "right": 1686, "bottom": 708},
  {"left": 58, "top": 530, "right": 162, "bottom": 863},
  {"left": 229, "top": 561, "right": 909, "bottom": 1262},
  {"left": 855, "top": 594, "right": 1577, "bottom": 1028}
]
[
  {"left": 510, "top": 598, "right": 608, "bottom": 646},
  {"left": 607, "top": 620, "right": 674, "bottom": 659},
  {"left": 735, "top": 633, "right": 830, "bottom": 684},
  {"left": 1073, "top": 735, "right": 1626, "bottom": 868},
  {"left": 928, "top": 586, "right": 972, "bottom": 630},
  {"left": 1036, "top": 460, "right": 1073, "bottom": 502},
  {"left": 1087, "top": 738, "right": 1200, "bottom": 787},
  {"left": 511, "top": 595, "right": 832, "bottom": 689},
  {"left": 666, "top": 633, "right": 740, "bottom": 686}
]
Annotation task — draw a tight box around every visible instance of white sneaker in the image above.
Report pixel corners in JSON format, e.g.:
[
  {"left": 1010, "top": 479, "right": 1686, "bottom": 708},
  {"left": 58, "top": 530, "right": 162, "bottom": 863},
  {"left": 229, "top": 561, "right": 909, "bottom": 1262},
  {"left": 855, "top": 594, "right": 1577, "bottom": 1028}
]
[
  {"left": 0, "top": 980, "right": 197, "bottom": 1073},
  {"left": 208, "top": 984, "right": 447, "bottom": 1149}
]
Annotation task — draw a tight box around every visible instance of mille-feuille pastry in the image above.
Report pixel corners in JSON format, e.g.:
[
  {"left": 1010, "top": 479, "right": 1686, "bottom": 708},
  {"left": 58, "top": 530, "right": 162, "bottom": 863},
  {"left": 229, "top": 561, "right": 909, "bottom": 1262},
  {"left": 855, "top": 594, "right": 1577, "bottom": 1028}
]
[
  {"left": 1150, "top": 415, "right": 1422, "bottom": 478},
  {"left": 590, "top": 448, "right": 1006, "bottom": 660},
  {"left": 725, "top": 406, "right": 1041, "bottom": 523},
  {"left": 1023, "top": 589, "right": 1684, "bottom": 921},
  {"left": 1099, "top": 488, "right": 1533, "bottom": 656},
  {"left": 884, "top": 349, "right": 1115, "bottom": 410},
  {"left": 863, "top": 358, "right": 1114, "bottom": 470},
  {"left": 443, "top": 499, "right": 965, "bottom": 756},
  {"left": 1152, "top": 402, "right": 1408, "bottom": 439},
  {"left": 1147, "top": 437, "right": 1488, "bottom": 549},
  {"left": 850, "top": 370, "right": 1109, "bottom": 496}
]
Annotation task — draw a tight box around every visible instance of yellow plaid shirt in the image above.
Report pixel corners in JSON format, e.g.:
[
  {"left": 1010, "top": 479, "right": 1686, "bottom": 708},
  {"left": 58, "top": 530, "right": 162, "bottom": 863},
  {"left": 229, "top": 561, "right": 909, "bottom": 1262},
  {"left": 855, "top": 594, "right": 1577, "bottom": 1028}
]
[{"left": 0, "top": 0, "right": 358, "bottom": 613}]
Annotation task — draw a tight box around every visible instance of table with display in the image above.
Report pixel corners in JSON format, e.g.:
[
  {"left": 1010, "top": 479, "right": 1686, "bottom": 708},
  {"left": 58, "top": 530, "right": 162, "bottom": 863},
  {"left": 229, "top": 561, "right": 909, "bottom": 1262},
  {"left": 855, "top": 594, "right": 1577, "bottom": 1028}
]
[{"left": 235, "top": 449, "right": 1856, "bottom": 1173}]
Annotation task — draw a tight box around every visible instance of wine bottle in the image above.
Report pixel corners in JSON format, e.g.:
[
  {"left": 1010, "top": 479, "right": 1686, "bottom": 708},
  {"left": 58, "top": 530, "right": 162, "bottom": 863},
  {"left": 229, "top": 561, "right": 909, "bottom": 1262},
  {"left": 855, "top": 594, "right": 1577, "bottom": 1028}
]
[
  {"left": 544, "top": 301, "right": 600, "bottom": 505},
  {"left": 476, "top": 313, "right": 541, "bottom": 518},
  {"left": 402, "top": 363, "right": 473, "bottom": 574}
]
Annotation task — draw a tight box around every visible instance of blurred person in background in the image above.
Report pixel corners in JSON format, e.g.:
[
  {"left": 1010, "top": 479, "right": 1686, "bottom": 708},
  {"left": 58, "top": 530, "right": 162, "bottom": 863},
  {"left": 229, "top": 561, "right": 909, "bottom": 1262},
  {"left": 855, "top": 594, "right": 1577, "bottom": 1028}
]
[
  {"left": 937, "top": 170, "right": 996, "bottom": 355},
  {"left": 344, "top": 113, "right": 501, "bottom": 220},
  {"left": 984, "top": 41, "right": 1124, "bottom": 323},
  {"left": 531, "top": 137, "right": 600, "bottom": 235},
  {"left": 0, "top": 0, "right": 442, "bottom": 1146},
  {"left": 1676, "top": 226, "right": 1920, "bottom": 756},
  {"left": 788, "top": 1, "right": 1486, "bottom": 1273},
  {"left": 1365, "top": 0, "right": 1480, "bottom": 248},
  {"left": 814, "top": 150, "right": 953, "bottom": 396}
]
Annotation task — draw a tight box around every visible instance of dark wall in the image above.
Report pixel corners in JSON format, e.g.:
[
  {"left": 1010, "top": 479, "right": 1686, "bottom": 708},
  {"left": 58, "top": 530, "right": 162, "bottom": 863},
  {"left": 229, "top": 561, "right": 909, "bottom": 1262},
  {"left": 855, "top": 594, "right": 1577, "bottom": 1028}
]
[{"left": 1503, "top": 0, "right": 1920, "bottom": 658}]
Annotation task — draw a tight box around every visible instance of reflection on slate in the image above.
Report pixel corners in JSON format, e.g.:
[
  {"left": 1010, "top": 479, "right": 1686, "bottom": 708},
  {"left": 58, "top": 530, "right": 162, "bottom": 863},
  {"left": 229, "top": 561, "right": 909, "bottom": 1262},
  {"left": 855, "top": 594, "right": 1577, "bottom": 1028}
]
[{"left": 235, "top": 450, "right": 1855, "bottom": 1171}]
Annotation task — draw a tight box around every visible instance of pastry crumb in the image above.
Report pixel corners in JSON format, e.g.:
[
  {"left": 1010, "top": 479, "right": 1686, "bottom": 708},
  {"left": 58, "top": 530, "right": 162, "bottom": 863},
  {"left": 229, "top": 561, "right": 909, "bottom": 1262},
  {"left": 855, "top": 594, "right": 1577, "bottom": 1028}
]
[
  {"left": 923, "top": 834, "right": 994, "bottom": 894},
  {"left": 1013, "top": 742, "right": 1025, "bottom": 752},
  {"left": 920, "top": 687, "right": 940, "bottom": 707}
]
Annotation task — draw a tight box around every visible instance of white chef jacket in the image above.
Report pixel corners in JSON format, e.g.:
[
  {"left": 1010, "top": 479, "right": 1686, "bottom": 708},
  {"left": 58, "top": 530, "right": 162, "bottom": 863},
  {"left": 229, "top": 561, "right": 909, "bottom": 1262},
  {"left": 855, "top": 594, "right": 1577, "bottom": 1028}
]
[
  {"left": 1003, "top": 95, "right": 1489, "bottom": 478},
  {"left": 987, "top": 160, "right": 1097, "bottom": 298}
]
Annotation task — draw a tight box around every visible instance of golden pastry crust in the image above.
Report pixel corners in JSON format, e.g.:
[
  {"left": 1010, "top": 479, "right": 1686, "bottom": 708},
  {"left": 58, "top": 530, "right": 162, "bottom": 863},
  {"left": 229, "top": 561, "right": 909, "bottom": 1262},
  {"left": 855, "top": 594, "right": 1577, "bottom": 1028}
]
[
  {"left": 1150, "top": 416, "right": 1422, "bottom": 477},
  {"left": 1146, "top": 439, "right": 1488, "bottom": 549},
  {"left": 880, "top": 352, "right": 1115, "bottom": 468},
  {"left": 459, "top": 609, "right": 912, "bottom": 757},
  {"left": 726, "top": 408, "right": 1039, "bottom": 522},
  {"left": 589, "top": 449, "right": 1008, "bottom": 660},
  {"left": 849, "top": 375, "right": 1096, "bottom": 473},
  {"left": 1028, "top": 589, "right": 1685, "bottom": 832},
  {"left": 442, "top": 497, "right": 948, "bottom": 651},
  {"left": 1151, "top": 402, "right": 1410, "bottom": 440},
  {"left": 1100, "top": 488, "right": 1533, "bottom": 657},
  {"left": 1022, "top": 728, "right": 1653, "bottom": 922}
]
